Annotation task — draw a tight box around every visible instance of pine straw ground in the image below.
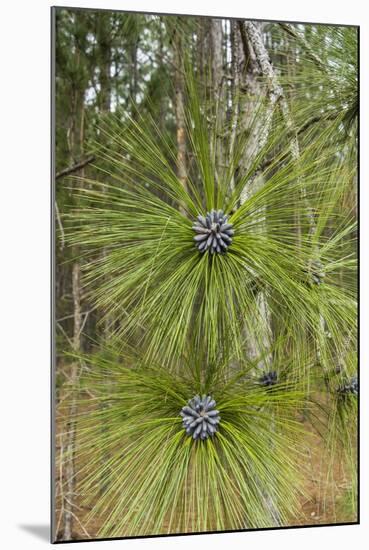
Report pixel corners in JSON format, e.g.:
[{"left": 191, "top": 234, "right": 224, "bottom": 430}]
[{"left": 54, "top": 365, "right": 357, "bottom": 541}]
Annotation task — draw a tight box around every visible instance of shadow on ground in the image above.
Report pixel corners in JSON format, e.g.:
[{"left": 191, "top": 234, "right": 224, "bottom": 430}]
[{"left": 18, "top": 524, "right": 50, "bottom": 542}]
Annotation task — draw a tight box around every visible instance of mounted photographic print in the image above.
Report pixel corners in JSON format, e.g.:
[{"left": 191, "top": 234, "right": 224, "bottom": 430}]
[{"left": 51, "top": 6, "right": 359, "bottom": 543}]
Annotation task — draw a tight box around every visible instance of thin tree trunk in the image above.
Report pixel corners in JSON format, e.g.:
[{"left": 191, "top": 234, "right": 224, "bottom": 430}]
[
  {"left": 97, "top": 14, "right": 111, "bottom": 113},
  {"left": 228, "top": 20, "right": 241, "bottom": 195},
  {"left": 174, "top": 28, "right": 188, "bottom": 209},
  {"left": 130, "top": 37, "right": 138, "bottom": 106},
  {"left": 63, "top": 263, "right": 82, "bottom": 540},
  {"left": 96, "top": 16, "right": 115, "bottom": 496},
  {"left": 97, "top": 15, "right": 113, "bottom": 336},
  {"left": 61, "top": 35, "right": 86, "bottom": 538},
  {"left": 210, "top": 19, "right": 226, "bottom": 180},
  {"left": 236, "top": 21, "right": 274, "bottom": 368},
  {"left": 211, "top": 19, "right": 223, "bottom": 102},
  {"left": 238, "top": 21, "right": 278, "bottom": 204}
]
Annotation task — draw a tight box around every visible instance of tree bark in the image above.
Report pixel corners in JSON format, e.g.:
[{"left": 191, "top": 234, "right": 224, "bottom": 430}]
[
  {"left": 62, "top": 263, "right": 82, "bottom": 540},
  {"left": 97, "top": 14, "right": 111, "bottom": 113},
  {"left": 173, "top": 27, "right": 188, "bottom": 208},
  {"left": 210, "top": 19, "right": 226, "bottom": 178},
  {"left": 228, "top": 20, "right": 241, "bottom": 195},
  {"left": 97, "top": 15, "right": 114, "bottom": 336}
]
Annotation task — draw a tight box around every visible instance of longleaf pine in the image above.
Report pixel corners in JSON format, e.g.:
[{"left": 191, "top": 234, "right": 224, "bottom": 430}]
[{"left": 54, "top": 10, "right": 358, "bottom": 541}]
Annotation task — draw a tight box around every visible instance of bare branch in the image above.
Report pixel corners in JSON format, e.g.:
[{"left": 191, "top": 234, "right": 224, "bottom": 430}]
[
  {"left": 56, "top": 322, "right": 73, "bottom": 348},
  {"left": 77, "top": 310, "right": 90, "bottom": 339},
  {"left": 57, "top": 309, "right": 95, "bottom": 323},
  {"left": 55, "top": 155, "right": 95, "bottom": 180},
  {"left": 55, "top": 201, "right": 65, "bottom": 250}
]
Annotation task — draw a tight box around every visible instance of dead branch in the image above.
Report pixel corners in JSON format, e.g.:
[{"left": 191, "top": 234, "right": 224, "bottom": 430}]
[
  {"left": 55, "top": 155, "right": 95, "bottom": 180},
  {"left": 55, "top": 200, "right": 65, "bottom": 250}
]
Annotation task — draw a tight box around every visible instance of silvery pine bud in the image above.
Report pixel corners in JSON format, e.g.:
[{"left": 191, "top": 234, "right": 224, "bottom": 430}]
[
  {"left": 193, "top": 210, "right": 234, "bottom": 254},
  {"left": 337, "top": 376, "right": 358, "bottom": 396},
  {"left": 259, "top": 370, "right": 278, "bottom": 387},
  {"left": 305, "top": 259, "right": 325, "bottom": 286},
  {"left": 180, "top": 394, "right": 221, "bottom": 440}
]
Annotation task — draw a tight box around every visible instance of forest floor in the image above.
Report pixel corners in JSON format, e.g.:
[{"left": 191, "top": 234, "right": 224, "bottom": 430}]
[
  {"left": 54, "top": 371, "right": 357, "bottom": 541},
  {"left": 290, "top": 421, "right": 355, "bottom": 527}
]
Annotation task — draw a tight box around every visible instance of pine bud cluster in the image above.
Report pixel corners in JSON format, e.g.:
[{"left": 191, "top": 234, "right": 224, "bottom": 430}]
[
  {"left": 193, "top": 210, "right": 234, "bottom": 254},
  {"left": 259, "top": 370, "right": 278, "bottom": 386},
  {"left": 308, "top": 259, "right": 325, "bottom": 286},
  {"left": 337, "top": 376, "right": 358, "bottom": 396},
  {"left": 180, "top": 394, "right": 221, "bottom": 440}
]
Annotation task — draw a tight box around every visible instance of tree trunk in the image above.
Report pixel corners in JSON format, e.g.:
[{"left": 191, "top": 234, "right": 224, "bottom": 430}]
[
  {"left": 130, "top": 37, "right": 138, "bottom": 106},
  {"left": 228, "top": 20, "right": 241, "bottom": 195},
  {"left": 210, "top": 19, "right": 226, "bottom": 178},
  {"left": 236, "top": 21, "right": 274, "bottom": 366},
  {"left": 97, "top": 15, "right": 113, "bottom": 337},
  {"left": 173, "top": 28, "right": 188, "bottom": 208},
  {"left": 97, "top": 14, "right": 111, "bottom": 113},
  {"left": 62, "top": 262, "right": 82, "bottom": 540}
]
